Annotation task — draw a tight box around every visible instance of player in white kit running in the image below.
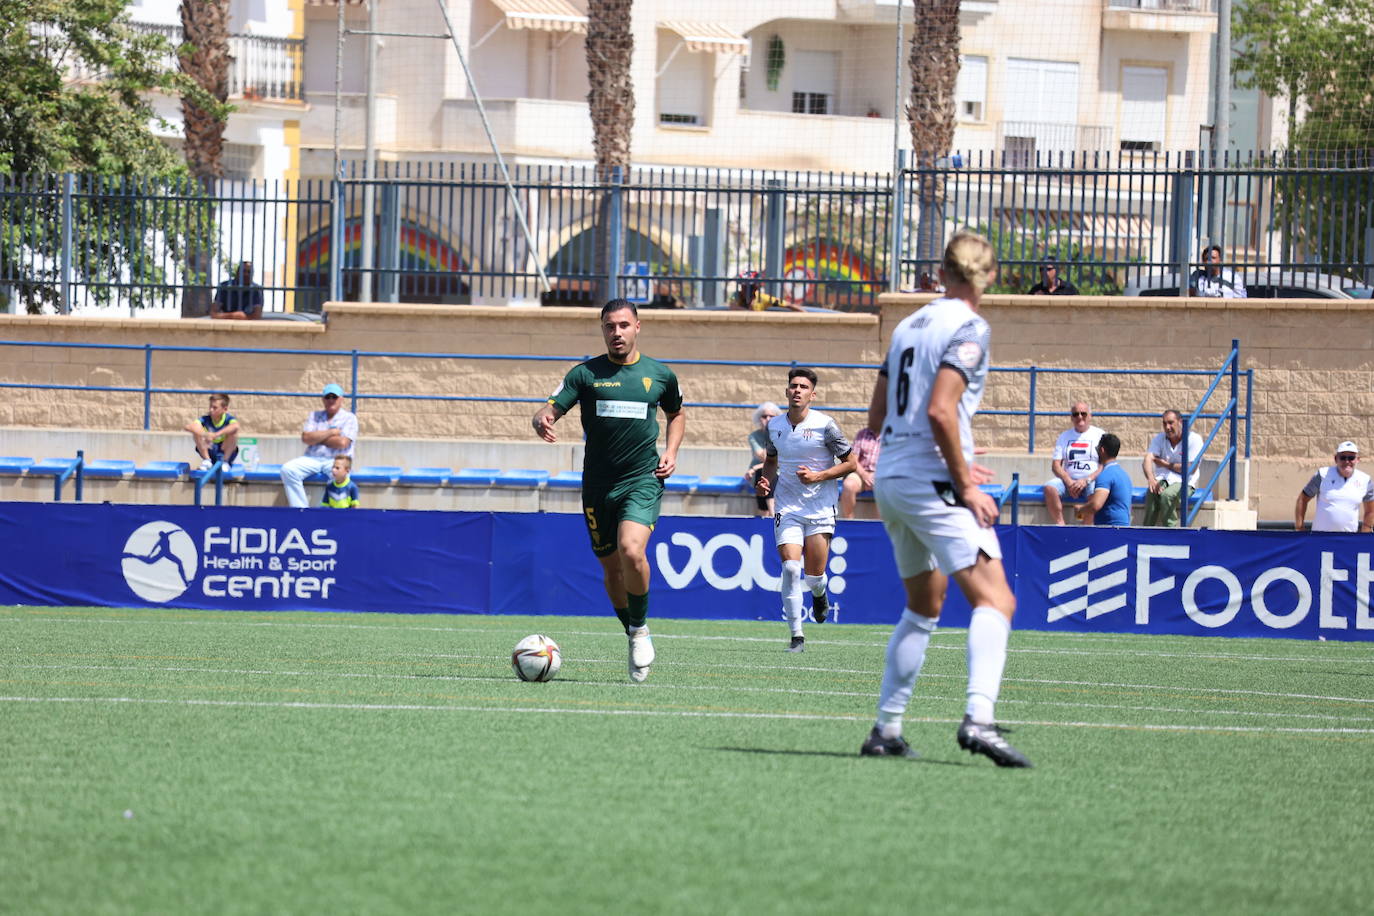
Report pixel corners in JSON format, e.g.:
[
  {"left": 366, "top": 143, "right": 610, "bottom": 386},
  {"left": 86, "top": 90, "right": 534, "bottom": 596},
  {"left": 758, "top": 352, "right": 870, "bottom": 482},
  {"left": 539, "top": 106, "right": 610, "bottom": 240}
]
[
  {"left": 755, "top": 368, "right": 858, "bottom": 651},
  {"left": 858, "top": 231, "right": 1031, "bottom": 767}
]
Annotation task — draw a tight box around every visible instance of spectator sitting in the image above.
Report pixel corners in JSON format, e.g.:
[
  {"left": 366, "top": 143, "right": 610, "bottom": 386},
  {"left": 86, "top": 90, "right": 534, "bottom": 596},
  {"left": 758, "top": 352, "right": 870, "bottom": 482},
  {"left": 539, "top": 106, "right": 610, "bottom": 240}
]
[
  {"left": 1188, "top": 245, "right": 1247, "bottom": 298},
  {"left": 1076, "top": 433, "right": 1133, "bottom": 526},
  {"left": 745, "top": 401, "right": 781, "bottom": 517},
  {"left": 1027, "top": 259, "right": 1079, "bottom": 295},
  {"left": 840, "top": 427, "right": 881, "bottom": 519},
  {"left": 281, "top": 383, "right": 357, "bottom": 508},
  {"left": 321, "top": 456, "right": 360, "bottom": 508},
  {"left": 726, "top": 271, "right": 805, "bottom": 312},
  {"left": 1043, "top": 401, "right": 1105, "bottom": 525},
  {"left": 211, "top": 260, "right": 264, "bottom": 320},
  {"left": 1142, "top": 409, "right": 1204, "bottom": 527},
  {"left": 184, "top": 393, "right": 240, "bottom": 470}
]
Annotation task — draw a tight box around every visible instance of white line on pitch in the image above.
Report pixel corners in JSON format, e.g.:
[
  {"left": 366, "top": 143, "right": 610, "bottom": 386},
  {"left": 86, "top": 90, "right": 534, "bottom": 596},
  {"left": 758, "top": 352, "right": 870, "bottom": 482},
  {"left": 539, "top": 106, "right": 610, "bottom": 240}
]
[{"left": 2, "top": 694, "right": 1373, "bottom": 736}]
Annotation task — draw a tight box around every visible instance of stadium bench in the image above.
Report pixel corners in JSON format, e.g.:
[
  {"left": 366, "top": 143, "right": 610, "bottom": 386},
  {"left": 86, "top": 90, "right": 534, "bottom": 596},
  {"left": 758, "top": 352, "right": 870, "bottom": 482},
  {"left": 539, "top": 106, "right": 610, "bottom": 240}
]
[
  {"left": 350, "top": 466, "right": 402, "bottom": 485},
  {"left": 451, "top": 468, "right": 500, "bottom": 486},
  {"left": 664, "top": 474, "right": 700, "bottom": 493},
  {"left": 28, "top": 457, "right": 81, "bottom": 476},
  {"left": 241, "top": 463, "right": 286, "bottom": 483},
  {"left": 398, "top": 467, "right": 451, "bottom": 486},
  {"left": 82, "top": 459, "right": 137, "bottom": 479},
  {"left": 547, "top": 470, "right": 582, "bottom": 489},
  {"left": 134, "top": 461, "right": 191, "bottom": 480},
  {"left": 696, "top": 474, "right": 749, "bottom": 495},
  {"left": 193, "top": 462, "right": 245, "bottom": 481},
  {"left": 493, "top": 469, "right": 550, "bottom": 488},
  {"left": 0, "top": 457, "right": 35, "bottom": 475}
]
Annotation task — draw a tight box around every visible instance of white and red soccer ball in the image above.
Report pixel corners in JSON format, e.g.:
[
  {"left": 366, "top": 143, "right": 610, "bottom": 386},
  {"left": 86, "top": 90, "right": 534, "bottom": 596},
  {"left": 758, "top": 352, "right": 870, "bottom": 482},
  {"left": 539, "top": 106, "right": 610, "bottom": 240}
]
[{"left": 511, "top": 634, "right": 562, "bottom": 682}]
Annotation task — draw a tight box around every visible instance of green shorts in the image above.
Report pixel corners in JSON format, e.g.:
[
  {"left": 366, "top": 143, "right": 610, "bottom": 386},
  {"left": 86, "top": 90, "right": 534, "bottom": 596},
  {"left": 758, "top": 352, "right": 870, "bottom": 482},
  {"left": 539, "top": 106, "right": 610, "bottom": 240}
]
[{"left": 582, "top": 475, "right": 665, "bottom": 558}]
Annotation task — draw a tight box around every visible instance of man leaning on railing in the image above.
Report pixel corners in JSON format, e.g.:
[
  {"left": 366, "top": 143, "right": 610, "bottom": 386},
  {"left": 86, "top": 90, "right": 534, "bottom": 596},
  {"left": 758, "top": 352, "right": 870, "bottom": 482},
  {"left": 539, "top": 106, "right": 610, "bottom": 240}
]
[{"left": 211, "top": 261, "right": 264, "bottom": 320}]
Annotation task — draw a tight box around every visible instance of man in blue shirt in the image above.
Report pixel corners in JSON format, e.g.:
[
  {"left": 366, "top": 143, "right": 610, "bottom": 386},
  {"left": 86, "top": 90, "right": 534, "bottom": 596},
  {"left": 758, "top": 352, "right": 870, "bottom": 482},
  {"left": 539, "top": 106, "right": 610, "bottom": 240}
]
[{"left": 1077, "top": 433, "right": 1133, "bottom": 526}]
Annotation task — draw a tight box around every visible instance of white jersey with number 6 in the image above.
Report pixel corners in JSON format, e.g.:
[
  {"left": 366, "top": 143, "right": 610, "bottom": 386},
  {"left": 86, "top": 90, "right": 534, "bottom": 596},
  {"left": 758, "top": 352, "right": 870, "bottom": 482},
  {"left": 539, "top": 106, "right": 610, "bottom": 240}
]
[{"left": 875, "top": 296, "right": 990, "bottom": 484}]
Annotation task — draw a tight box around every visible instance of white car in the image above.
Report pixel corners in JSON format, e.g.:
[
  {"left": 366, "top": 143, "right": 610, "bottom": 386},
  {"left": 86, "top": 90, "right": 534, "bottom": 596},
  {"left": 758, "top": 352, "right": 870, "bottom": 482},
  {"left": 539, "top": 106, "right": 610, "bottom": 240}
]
[{"left": 1123, "top": 270, "right": 1373, "bottom": 300}]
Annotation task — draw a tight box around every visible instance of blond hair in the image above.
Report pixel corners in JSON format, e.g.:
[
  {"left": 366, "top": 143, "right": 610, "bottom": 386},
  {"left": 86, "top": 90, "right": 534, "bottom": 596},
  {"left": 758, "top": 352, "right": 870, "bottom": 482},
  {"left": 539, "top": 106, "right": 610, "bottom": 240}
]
[
  {"left": 332, "top": 455, "right": 352, "bottom": 469},
  {"left": 942, "top": 231, "right": 997, "bottom": 295}
]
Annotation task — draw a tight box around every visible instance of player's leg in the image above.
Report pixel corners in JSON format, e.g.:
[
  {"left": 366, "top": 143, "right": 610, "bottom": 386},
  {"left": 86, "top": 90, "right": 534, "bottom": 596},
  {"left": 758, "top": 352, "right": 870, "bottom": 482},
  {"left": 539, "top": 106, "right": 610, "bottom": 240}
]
[
  {"left": 220, "top": 429, "right": 240, "bottom": 466},
  {"left": 947, "top": 550, "right": 1031, "bottom": 768},
  {"left": 800, "top": 527, "right": 833, "bottom": 623},
  {"left": 861, "top": 486, "right": 941, "bottom": 758},
  {"left": 775, "top": 516, "right": 807, "bottom": 650},
  {"left": 280, "top": 456, "right": 324, "bottom": 507},
  {"left": 616, "top": 478, "right": 667, "bottom": 681},
  {"left": 1157, "top": 482, "right": 1182, "bottom": 527},
  {"left": 1044, "top": 477, "right": 1067, "bottom": 525},
  {"left": 581, "top": 489, "right": 628, "bottom": 621}
]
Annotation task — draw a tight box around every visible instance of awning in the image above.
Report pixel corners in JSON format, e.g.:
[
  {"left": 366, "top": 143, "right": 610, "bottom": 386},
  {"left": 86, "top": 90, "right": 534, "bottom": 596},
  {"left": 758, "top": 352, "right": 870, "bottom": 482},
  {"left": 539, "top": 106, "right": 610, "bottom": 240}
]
[
  {"left": 489, "top": 0, "right": 589, "bottom": 34},
  {"left": 658, "top": 21, "right": 749, "bottom": 54}
]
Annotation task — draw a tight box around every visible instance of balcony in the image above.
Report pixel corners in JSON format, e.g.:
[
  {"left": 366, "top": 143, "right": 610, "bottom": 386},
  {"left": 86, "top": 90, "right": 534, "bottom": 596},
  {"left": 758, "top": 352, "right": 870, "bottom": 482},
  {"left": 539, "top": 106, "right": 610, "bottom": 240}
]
[
  {"left": 838, "top": 0, "right": 998, "bottom": 22},
  {"left": 997, "top": 121, "right": 1115, "bottom": 165},
  {"left": 67, "top": 23, "right": 304, "bottom": 102},
  {"left": 441, "top": 98, "right": 593, "bottom": 159},
  {"left": 1102, "top": 0, "right": 1217, "bottom": 34}
]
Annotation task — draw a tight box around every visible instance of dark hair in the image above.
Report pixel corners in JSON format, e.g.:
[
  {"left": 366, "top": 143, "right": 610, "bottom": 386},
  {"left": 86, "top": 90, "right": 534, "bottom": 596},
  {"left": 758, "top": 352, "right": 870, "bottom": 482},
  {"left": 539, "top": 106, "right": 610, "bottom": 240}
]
[
  {"left": 210, "top": 393, "right": 230, "bottom": 407},
  {"left": 788, "top": 367, "right": 818, "bottom": 387},
  {"left": 600, "top": 298, "right": 638, "bottom": 319},
  {"left": 1202, "top": 245, "right": 1222, "bottom": 259},
  {"left": 1162, "top": 409, "right": 1182, "bottom": 422},
  {"left": 1098, "top": 432, "right": 1121, "bottom": 459}
]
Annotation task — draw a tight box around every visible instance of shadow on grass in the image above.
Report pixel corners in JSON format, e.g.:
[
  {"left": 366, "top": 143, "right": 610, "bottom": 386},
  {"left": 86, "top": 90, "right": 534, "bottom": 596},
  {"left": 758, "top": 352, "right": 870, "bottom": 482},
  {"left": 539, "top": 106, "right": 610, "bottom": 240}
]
[{"left": 711, "top": 746, "right": 967, "bottom": 766}]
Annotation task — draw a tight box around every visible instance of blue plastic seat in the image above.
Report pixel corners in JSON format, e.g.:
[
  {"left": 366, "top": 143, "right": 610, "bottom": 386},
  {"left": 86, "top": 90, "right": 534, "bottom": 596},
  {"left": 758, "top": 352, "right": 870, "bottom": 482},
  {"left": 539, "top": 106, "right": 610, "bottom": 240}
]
[
  {"left": 547, "top": 470, "right": 582, "bottom": 489},
  {"left": 29, "top": 457, "right": 81, "bottom": 476},
  {"left": 451, "top": 467, "right": 500, "bottom": 486},
  {"left": 350, "top": 465, "right": 402, "bottom": 485},
  {"left": 1131, "top": 486, "right": 1149, "bottom": 504},
  {"left": 83, "top": 459, "right": 136, "bottom": 478},
  {"left": 241, "top": 463, "right": 285, "bottom": 483},
  {"left": 493, "top": 468, "right": 550, "bottom": 488},
  {"left": 193, "top": 462, "right": 245, "bottom": 481},
  {"left": 696, "top": 474, "right": 748, "bottom": 495},
  {"left": 0, "top": 457, "right": 34, "bottom": 475},
  {"left": 979, "top": 483, "right": 1007, "bottom": 503},
  {"left": 135, "top": 461, "right": 191, "bottom": 480},
  {"left": 398, "top": 467, "right": 451, "bottom": 486},
  {"left": 1016, "top": 483, "right": 1046, "bottom": 502},
  {"left": 664, "top": 474, "right": 700, "bottom": 493}
]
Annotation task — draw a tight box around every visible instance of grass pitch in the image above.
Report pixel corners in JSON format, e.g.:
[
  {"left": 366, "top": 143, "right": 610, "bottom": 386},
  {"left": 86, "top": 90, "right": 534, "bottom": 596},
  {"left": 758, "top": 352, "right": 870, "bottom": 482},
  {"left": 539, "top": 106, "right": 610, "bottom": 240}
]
[{"left": 1, "top": 605, "right": 1370, "bottom": 914}]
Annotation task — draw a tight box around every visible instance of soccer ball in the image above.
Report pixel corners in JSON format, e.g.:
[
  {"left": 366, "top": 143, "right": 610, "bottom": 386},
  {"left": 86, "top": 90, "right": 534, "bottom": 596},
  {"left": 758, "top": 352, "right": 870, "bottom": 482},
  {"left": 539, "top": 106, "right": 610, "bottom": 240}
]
[{"left": 511, "top": 634, "right": 562, "bottom": 682}]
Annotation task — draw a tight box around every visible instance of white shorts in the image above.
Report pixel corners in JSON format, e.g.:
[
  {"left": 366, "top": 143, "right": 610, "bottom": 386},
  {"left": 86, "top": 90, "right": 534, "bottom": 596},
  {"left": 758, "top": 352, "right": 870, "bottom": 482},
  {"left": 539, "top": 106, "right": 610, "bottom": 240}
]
[
  {"left": 774, "top": 511, "right": 836, "bottom": 547},
  {"left": 1044, "top": 477, "right": 1096, "bottom": 500},
  {"left": 874, "top": 480, "right": 1002, "bottom": 577}
]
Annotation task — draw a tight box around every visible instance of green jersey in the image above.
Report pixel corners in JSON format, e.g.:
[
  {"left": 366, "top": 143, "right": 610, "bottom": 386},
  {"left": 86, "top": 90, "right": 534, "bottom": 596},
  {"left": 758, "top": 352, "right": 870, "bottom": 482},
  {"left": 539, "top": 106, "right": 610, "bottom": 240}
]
[{"left": 549, "top": 353, "right": 683, "bottom": 486}]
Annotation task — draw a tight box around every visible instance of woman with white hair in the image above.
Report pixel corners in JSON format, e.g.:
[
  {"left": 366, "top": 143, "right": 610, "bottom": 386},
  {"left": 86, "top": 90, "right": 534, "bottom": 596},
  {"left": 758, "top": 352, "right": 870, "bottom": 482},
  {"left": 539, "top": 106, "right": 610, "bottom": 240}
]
[{"left": 745, "top": 401, "right": 781, "bottom": 517}]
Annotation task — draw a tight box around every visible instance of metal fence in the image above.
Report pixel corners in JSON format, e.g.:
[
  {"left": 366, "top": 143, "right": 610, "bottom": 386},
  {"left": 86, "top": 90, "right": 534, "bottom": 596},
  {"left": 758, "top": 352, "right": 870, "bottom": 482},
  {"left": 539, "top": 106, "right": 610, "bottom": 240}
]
[{"left": 2, "top": 151, "right": 1371, "bottom": 316}]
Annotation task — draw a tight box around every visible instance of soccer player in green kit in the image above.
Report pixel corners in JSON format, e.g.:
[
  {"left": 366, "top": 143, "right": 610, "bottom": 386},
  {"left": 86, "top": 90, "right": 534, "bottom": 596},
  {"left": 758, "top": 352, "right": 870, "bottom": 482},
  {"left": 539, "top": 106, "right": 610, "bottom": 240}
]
[{"left": 532, "top": 299, "right": 686, "bottom": 682}]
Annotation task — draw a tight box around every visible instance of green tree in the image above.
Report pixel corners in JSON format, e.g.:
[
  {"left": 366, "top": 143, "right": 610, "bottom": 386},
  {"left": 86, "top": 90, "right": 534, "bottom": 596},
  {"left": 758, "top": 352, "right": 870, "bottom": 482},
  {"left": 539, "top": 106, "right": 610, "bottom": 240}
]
[{"left": 0, "top": 0, "right": 220, "bottom": 312}]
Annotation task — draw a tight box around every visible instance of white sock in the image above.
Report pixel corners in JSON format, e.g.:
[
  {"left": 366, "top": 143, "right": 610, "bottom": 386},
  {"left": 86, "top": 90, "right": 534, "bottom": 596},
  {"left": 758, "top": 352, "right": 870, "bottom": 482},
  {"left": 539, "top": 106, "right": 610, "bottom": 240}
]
[
  {"left": 966, "top": 606, "right": 1011, "bottom": 725},
  {"left": 804, "top": 573, "right": 827, "bottom": 596},
  {"left": 780, "top": 560, "right": 804, "bottom": 636},
  {"left": 875, "top": 609, "right": 939, "bottom": 736}
]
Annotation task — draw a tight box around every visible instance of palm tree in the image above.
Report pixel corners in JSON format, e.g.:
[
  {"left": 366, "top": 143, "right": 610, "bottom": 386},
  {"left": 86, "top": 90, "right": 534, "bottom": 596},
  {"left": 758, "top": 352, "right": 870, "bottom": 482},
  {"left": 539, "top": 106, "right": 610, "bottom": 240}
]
[
  {"left": 907, "top": 0, "right": 960, "bottom": 277},
  {"left": 585, "top": 0, "right": 635, "bottom": 302},
  {"left": 178, "top": 0, "right": 231, "bottom": 317}
]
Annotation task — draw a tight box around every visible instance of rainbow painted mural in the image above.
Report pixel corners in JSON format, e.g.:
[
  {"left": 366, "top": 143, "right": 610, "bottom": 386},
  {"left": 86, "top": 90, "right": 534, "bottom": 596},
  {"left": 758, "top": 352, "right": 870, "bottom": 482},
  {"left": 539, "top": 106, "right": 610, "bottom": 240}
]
[
  {"left": 781, "top": 240, "right": 879, "bottom": 304},
  {"left": 297, "top": 219, "right": 468, "bottom": 274}
]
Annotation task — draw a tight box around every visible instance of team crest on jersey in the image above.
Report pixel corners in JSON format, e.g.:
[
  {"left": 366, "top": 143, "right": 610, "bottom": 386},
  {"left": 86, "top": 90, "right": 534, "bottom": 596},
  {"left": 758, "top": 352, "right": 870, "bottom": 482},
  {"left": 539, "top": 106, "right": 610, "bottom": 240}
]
[
  {"left": 956, "top": 341, "right": 983, "bottom": 367},
  {"left": 643, "top": 378, "right": 652, "bottom": 392}
]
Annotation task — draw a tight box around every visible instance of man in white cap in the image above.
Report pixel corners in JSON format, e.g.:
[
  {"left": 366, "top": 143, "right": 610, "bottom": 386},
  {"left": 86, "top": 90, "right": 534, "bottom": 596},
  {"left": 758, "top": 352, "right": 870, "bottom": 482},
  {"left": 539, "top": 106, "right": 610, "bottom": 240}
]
[
  {"left": 281, "top": 383, "right": 358, "bottom": 508},
  {"left": 1295, "top": 441, "right": 1374, "bottom": 533}
]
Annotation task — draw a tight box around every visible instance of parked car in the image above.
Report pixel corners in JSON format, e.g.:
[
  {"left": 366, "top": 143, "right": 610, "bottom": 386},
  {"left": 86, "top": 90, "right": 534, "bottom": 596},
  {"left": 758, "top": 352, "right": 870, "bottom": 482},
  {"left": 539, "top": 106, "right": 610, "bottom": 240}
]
[{"left": 1123, "top": 270, "right": 1374, "bottom": 300}]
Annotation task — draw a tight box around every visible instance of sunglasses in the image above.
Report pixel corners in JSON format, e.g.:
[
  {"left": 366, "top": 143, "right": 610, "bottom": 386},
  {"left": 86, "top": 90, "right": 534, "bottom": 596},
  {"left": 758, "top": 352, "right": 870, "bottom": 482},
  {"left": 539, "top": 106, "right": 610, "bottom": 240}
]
[
  {"left": 1071, "top": 411, "right": 1089, "bottom": 417},
  {"left": 323, "top": 394, "right": 340, "bottom": 401},
  {"left": 1336, "top": 454, "right": 1358, "bottom": 461}
]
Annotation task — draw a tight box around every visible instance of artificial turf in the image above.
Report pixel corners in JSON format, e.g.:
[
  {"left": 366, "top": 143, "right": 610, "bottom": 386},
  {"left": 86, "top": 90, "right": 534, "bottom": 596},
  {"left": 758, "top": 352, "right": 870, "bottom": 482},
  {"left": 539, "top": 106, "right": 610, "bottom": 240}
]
[{"left": 1, "top": 605, "right": 1370, "bottom": 914}]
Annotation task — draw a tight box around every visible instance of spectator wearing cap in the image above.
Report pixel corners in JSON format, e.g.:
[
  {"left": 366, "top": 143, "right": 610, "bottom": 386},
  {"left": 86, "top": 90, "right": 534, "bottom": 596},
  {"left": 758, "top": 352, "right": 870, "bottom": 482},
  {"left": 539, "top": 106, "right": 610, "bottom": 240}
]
[
  {"left": 1027, "top": 259, "right": 1079, "bottom": 295},
  {"left": 726, "top": 271, "right": 806, "bottom": 312},
  {"left": 1295, "top": 441, "right": 1374, "bottom": 533},
  {"left": 280, "top": 383, "right": 358, "bottom": 508}
]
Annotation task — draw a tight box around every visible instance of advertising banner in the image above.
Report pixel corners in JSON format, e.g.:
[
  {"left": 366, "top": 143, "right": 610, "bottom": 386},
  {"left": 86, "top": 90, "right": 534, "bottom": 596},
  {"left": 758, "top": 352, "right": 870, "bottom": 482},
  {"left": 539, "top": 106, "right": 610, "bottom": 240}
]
[{"left": 1, "top": 503, "right": 1370, "bottom": 640}]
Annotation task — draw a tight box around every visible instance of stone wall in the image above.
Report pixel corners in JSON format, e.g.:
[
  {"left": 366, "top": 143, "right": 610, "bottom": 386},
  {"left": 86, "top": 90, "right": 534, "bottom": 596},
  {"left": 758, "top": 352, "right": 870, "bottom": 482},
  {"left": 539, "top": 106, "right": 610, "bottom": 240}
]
[{"left": 3, "top": 294, "right": 1372, "bottom": 518}]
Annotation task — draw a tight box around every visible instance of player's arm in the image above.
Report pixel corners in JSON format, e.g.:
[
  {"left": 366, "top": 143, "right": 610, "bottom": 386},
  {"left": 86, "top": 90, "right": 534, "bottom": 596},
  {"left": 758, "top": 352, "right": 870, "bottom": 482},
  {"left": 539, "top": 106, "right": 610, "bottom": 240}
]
[
  {"left": 1143, "top": 448, "right": 1162, "bottom": 493},
  {"left": 219, "top": 418, "right": 242, "bottom": 438},
  {"left": 532, "top": 402, "right": 566, "bottom": 443},
  {"left": 928, "top": 366, "right": 998, "bottom": 527},
  {"left": 866, "top": 371, "right": 886, "bottom": 435},
  {"left": 1081, "top": 482, "right": 1111, "bottom": 516},
  {"left": 799, "top": 449, "right": 858, "bottom": 484},
  {"left": 756, "top": 442, "right": 778, "bottom": 496},
  {"left": 656, "top": 407, "right": 685, "bottom": 479},
  {"left": 1294, "top": 491, "right": 1310, "bottom": 531}
]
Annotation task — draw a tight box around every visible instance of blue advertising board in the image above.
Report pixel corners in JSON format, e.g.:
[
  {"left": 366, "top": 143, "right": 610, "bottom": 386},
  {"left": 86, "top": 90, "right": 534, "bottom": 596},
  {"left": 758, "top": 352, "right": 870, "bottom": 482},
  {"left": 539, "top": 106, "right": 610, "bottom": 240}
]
[{"left": 1, "top": 502, "right": 1370, "bottom": 641}]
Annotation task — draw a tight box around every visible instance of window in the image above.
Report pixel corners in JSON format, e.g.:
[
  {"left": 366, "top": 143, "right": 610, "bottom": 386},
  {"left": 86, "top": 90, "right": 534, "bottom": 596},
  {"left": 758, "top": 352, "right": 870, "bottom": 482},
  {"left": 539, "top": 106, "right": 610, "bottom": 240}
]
[
  {"left": 656, "top": 29, "right": 713, "bottom": 127},
  {"left": 956, "top": 55, "right": 988, "bottom": 122},
  {"left": 221, "top": 143, "right": 261, "bottom": 181},
  {"left": 792, "top": 50, "right": 837, "bottom": 117},
  {"left": 1120, "top": 66, "right": 1167, "bottom": 152}
]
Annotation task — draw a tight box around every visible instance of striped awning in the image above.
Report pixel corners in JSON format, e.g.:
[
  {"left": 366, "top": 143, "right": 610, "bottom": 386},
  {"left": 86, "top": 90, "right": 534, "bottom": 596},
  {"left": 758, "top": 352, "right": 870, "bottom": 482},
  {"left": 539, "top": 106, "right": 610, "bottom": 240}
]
[
  {"left": 489, "top": 0, "right": 588, "bottom": 33},
  {"left": 659, "top": 21, "right": 749, "bottom": 54}
]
